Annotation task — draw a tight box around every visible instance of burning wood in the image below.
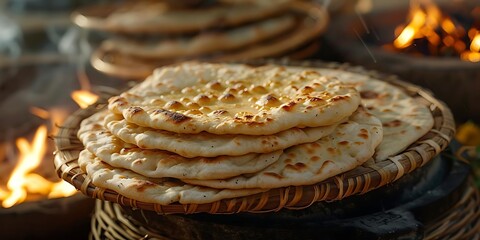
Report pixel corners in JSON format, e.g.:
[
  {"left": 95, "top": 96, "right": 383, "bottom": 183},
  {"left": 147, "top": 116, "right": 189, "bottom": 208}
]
[{"left": 387, "top": 0, "right": 480, "bottom": 62}]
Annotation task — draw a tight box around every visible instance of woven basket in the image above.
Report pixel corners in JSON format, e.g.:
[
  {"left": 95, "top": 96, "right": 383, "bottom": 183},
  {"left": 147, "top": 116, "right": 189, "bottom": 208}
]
[
  {"left": 424, "top": 183, "right": 480, "bottom": 240},
  {"left": 89, "top": 180, "right": 480, "bottom": 240},
  {"left": 88, "top": 1, "right": 329, "bottom": 80},
  {"left": 53, "top": 61, "right": 455, "bottom": 214}
]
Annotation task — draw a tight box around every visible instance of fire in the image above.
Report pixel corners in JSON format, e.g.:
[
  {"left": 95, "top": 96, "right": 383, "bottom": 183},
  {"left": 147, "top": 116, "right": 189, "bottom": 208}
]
[
  {"left": 71, "top": 90, "right": 99, "bottom": 109},
  {"left": 461, "top": 30, "right": 480, "bottom": 62},
  {"left": 0, "top": 126, "right": 77, "bottom": 208},
  {"left": 30, "top": 107, "right": 70, "bottom": 135},
  {"left": 0, "top": 72, "right": 100, "bottom": 208},
  {"left": 72, "top": 65, "right": 99, "bottom": 109},
  {"left": 391, "top": 0, "right": 480, "bottom": 62}
]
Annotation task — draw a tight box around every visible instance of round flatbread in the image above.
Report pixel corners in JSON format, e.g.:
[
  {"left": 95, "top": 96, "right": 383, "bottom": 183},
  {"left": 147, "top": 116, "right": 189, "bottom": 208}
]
[
  {"left": 95, "top": 0, "right": 291, "bottom": 34},
  {"left": 77, "top": 150, "right": 267, "bottom": 205},
  {"left": 217, "top": 1, "right": 328, "bottom": 61},
  {"left": 108, "top": 63, "right": 360, "bottom": 135},
  {"left": 90, "top": 1, "right": 329, "bottom": 80},
  {"left": 184, "top": 107, "right": 383, "bottom": 189},
  {"left": 293, "top": 67, "right": 434, "bottom": 161},
  {"left": 78, "top": 110, "right": 282, "bottom": 180},
  {"left": 105, "top": 113, "right": 343, "bottom": 158},
  {"left": 103, "top": 15, "right": 296, "bottom": 59}
]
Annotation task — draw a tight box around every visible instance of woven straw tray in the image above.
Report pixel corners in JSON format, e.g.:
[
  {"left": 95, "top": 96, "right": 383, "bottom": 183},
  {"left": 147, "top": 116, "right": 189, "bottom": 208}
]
[{"left": 53, "top": 61, "right": 454, "bottom": 214}]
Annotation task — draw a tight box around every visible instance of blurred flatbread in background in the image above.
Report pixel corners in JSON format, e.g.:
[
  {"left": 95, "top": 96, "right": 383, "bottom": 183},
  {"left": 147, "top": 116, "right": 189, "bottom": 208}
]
[
  {"left": 103, "top": 15, "right": 296, "bottom": 59},
  {"left": 74, "top": 0, "right": 292, "bottom": 34},
  {"left": 87, "top": 1, "right": 328, "bottom": 79}
]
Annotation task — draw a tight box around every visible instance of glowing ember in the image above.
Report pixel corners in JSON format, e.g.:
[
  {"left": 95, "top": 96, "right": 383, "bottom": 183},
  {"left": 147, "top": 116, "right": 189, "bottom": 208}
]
[
  {"left": 72, "top": 65, "right": 99, "bottom": 109},
  {"left": 389, "top": 0, "right": 480, "bottom": 62},
  {"left": 461, "top": 31, "right": 480, "bottom": 62},
  {"left": 71, "top": 90, "right": 99, "bottom": 109}
]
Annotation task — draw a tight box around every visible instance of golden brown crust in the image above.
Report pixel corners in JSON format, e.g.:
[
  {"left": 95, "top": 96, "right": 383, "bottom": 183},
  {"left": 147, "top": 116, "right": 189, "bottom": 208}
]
[{"left": 108, "top": 63, "right": 360, "bottom": 135}]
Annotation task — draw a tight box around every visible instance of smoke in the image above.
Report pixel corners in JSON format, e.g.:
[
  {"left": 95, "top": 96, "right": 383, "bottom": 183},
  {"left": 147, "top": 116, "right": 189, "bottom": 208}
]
[{"left": 0, "top": 14, "right": 22, "bottom": 58}]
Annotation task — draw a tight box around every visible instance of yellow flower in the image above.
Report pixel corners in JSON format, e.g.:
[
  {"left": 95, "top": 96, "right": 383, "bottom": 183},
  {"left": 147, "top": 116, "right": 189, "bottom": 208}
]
[{"left": 456, "top": 122, "right": 480, "bottom": 146}]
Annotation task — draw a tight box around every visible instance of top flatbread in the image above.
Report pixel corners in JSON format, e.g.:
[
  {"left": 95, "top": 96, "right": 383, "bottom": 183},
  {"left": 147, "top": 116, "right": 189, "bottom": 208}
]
[
  {"left": 101, "top": 0, "right": 291, "bottom": 34},
  {"left": 108, "top": 63, "right": 360, "bottom": 135},
  {"left": 184, "top": 107, "right": 383, "bottom": 189},
  {"left": 103, "top": 15, "right": 296, "bottom": 59}
]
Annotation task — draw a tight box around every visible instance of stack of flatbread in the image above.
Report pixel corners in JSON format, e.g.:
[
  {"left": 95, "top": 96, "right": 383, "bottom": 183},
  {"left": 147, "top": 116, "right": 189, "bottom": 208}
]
[
  {"left": 73, "top": 0, "right": 328, "bottom": 79},
  {"left": 77, "top": 62, "right": 434, "bottom": 205}
]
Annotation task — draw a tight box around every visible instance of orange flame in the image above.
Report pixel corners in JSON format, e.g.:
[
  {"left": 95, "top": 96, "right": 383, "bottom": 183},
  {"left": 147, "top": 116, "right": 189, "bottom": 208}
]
[
  {"left": 71, "top": 90, "right": 99, "bottom": 109},
  {"left": 392, "top": 0, "right": 479, "bottom": 62},
  {"left": 72, "top": 65, "right": 99, "bottom": 109},
  {"left": 30, "top": 107, "right": 50, "bottom": 120},
  {"left": 0, "top": 72, "right": 100, "bottom": 208},
  {"left": 0, "top": 126, "right": 77, "bottom": 208},
  {"left": 461, "top": 31, "right": 480, "bottom": 62},
  {"left": 30, "top": 107, "right": 70, "bottom": 135}
]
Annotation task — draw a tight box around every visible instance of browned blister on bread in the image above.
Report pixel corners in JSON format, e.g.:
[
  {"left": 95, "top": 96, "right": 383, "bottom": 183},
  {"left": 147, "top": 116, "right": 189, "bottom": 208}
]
[
  {"left": 104, "top": 111, "right": 344, "bottom": 158},
  {"left": 77, "top": 150, "right": 267, "bottom": 204},
  {"left": 184, "top": 107, "right": 383, "bottom": 189},
  {"left": 78, "top": 110, "right": 283, "bottom": 180},
  {"left": 285, "top": 67, "right": 434, "bottom": 160}
]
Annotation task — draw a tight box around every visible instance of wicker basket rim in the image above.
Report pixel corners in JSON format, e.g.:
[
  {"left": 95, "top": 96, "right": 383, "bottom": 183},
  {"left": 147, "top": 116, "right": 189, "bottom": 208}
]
[{"left": 53, "top": 60, "right": 455, "bottom": 214}]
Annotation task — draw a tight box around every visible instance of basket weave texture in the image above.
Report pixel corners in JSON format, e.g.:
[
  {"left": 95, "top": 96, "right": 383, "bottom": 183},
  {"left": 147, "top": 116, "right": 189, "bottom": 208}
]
[
  {"left": 89, "top": 181, "right": 480, "bottom": 240},
  {"left": 54, "top": 61, "right": 455, "bottom": 214}
]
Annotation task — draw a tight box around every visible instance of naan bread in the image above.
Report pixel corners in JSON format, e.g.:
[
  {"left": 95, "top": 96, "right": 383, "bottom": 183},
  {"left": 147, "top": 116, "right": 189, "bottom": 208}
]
[
  {"left": 184, "top": 107, "right": 383, "bottom": 189},
  {"left": 304, "top": 68, "right": 434, "bottom": 161},
  {"left": 90, "top": 1, "right": 328, "bottom": 80},
  {"left": 77, "top": 150, "right": 266, "bottom": 204},
  {"left": 103, "top": 15, "right": 295, "bottom": 59},
  {"left": 217, "top": 1, "right": 328, "bottom": 61},
  {"left": 108, "top": 63, "right": 360, "bottom": 135},
  {"left": 78, "top": 111, "right": 282, "bottom": 180},
  {"left": 104, "top": 0, "right": 291, "bottom": 34},
  {"left": 105, "top": 113, "right": 343, "bottom": 158}
]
